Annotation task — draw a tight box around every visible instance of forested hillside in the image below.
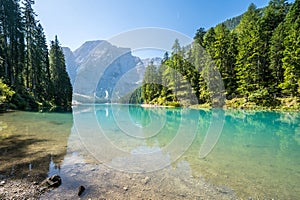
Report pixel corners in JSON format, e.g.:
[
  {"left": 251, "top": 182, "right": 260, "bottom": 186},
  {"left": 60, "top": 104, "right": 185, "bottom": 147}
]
[
  {"left": 139, "top": 0, "right": 300, "bottom": 109},
  {"left": 0, "top": 0, "right": 72, "bottom": 111},
  {"left": 223, "top": 15, "right": 242, "bottom": 30}
]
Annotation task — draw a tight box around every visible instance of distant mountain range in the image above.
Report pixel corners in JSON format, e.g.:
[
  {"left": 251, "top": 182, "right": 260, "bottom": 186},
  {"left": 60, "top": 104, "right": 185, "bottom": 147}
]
[
  {"left": 62, "top": 11, "right": 245, "bottom": 104},
  {"left": 63, "top": 40, "right": 162, "bottom": 103}
]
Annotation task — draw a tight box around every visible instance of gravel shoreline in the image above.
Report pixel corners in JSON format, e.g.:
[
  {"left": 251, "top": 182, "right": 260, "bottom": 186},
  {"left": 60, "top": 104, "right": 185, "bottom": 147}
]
[
  {"left": 0, "top": 178, "right": 41, "bottom": 200},
  {"left": 0, "top": 164, "right": 237, "bottom": 200}
]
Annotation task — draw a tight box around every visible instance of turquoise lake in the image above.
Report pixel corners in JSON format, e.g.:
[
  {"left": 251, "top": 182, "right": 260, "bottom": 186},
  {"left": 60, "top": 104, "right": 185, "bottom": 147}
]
[{"left": 0, "top": 105, "right": 299, "bottom": 199}]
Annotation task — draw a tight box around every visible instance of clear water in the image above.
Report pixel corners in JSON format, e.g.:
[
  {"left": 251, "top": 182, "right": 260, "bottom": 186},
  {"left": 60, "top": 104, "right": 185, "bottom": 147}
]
[{"left": 0, "top": 105, "right": 299, "bottom": 199}]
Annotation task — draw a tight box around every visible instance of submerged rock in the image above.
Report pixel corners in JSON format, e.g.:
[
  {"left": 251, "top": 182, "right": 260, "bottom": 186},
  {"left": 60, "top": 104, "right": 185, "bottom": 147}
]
[
  {"left": 39, "top": 174, "right": 62, "bottom": 192},
  {"left": 0, "top": 180, "right": 6, "bottom": 186},
  {"left": 123, "top": 186, "right": 128, "bottom": 191},
  {"left": 78, "top": 185, "right": 85, "bottom": 196}
]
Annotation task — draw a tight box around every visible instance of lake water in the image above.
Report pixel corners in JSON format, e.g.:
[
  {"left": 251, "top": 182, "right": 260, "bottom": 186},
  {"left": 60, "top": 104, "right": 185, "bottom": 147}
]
[{"left": 0, "top": 105, "right": 299, "bottom": 199}]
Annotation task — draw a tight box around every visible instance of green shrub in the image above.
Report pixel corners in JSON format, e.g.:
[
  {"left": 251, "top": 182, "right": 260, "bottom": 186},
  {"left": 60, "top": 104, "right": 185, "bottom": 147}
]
[
  {"left": 165, "top": 101, "right": 181, "bottom": 107},
  {"left": 11, "top": 92, "right": 38, "bottom": 111},
  {"left": 0, "top": 79, "right": 15, "bottom": 104}
]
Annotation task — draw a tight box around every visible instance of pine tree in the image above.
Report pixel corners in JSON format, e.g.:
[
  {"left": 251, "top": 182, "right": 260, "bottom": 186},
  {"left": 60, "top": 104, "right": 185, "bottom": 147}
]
[
  {"left": 194, "top": 27, "right": 206, "bottom": 47},
  {"left": 261, "top": 0, "right": 289, "bottom": 37},
  {"left": 0, "top": 0, "right": 72, "bottom": 109},
  {"left": 280, "top": 0, "right": 300, "bottom": 97},
  {"left": 235, "top": 4, "right": 266, "bottom": 98},
  {"left": 269, "top": 22, "right": 286, "bottom": 95},
  {"left": 203, "top": 28, "right": 216, "bottom": 56},
  {"left": 192, "top": 27, "right": 207, "bottom": 102},
  {"left": 142, "top": 61, "right": 158, "bottom": 103},
  {"left": 190, "top": 41, "right": 209, "bottom": 103},
  {"left": 201, "top": 27, "right": 228, "bottom": 105},
  {"left": 49, "top": 36, "right": 72, "bottom": 106},
  {"left": 212, "top": 23, "right": 237, "bottom": 97},
  {"left": 23, "top": 0, "right": 37, "bottom": 92},
  {"left": 0, "top": 0, "right": 25, "bottom": 89},
  {"left": 171, "top": 39, "right": 183, "bottom": 100},
  {"left": 35, "top": 23, "right": 51, "bottom": 101},
  {"left": 260, "top": 0, "right": 289, "bottom": 94},
  {"left": 138, "top": 0, "right": 299, "bottom": 107}
]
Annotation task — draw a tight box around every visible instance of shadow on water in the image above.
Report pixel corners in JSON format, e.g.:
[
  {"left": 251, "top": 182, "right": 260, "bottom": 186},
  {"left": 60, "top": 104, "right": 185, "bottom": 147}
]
[
  {"left": 0, "top": 111, "right": 72, "bottom": 182},
  {"left": 0, "top": 135, "right": 64, "bottom": 181}
]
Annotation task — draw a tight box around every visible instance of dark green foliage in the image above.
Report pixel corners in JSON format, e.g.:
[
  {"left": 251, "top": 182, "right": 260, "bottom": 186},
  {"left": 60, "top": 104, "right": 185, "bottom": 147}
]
[
  {"left": 235, "top": 3, "right": 264, "bottom": 96},
  {"left": 118, "top": 84, "right": 144, "bottom": 104},
  {"left": 49, "top": 36, "right": 72, "bottom": 107},
  {"left": 138, "top": 0, "right": 298, "bottom": 107},
  {"left": 194, "top": 27, "right": 206, "bottom": 46},
  {"left": 269, "top": 23, "right": 286, "bottom": 95},
  {"left": 140, "top": 40, "right": 202, "bottom": 106},
  {"left": 34, "top": 24, "right": 52, "bottom": 101},
  {"left": 206, "top": 23, "right": 237, "bottom": 98},
  {"left": 0, "top": 0, "right": 25, "bottom": 89},
  {"left": 129, "top": 87, "right": 143, "bottom": 104},
  {"left": 280, "top": 0, "right": 300, "bottom": 97},
  {"left": 10, "top": 92, "right": 38, "bottom": 111},
  {"left": 0, "top": 0, "right": 72, "bottom": 110},
  {"left": 260, "top": 0, "right": 290, "bottom": 95},
  {"left": 142, "top": 61, "right": 160, "bottom": 103}
]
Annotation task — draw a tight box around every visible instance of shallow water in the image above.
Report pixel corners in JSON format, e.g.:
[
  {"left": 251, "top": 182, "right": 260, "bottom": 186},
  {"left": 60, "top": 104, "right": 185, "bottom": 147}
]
[{"left": 0, "top": 105, "right": 299, "bottom": 199}]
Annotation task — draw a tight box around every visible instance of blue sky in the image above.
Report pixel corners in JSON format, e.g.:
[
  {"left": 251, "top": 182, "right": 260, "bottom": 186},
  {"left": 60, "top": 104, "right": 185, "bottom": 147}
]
[{"left": 33, "top": 0, "right": 294, "bottom": 52}]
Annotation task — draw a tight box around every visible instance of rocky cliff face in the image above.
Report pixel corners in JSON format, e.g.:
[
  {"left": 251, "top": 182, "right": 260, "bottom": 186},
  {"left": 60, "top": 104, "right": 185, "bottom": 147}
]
[
  {"left": 62, "top": 47, "right": 78, "bottom": 85},
  {"left": 63, "top": 40, "right": 163, "bottom": 103},
  {"left": 63, "top": 40, "right": 144, "bottom": 103}
]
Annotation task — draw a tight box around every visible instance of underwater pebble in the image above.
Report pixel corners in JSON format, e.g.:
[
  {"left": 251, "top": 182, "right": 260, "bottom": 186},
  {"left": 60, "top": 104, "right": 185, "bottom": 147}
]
[
  {"left": 142, "top": 177, "right": 150, "bottom": 185},
  {"left": 78, "top": 185, "right": 86, "bottom": 196},
  {"left": 0, "top": 180, "right": 6, "bottom": 186}
]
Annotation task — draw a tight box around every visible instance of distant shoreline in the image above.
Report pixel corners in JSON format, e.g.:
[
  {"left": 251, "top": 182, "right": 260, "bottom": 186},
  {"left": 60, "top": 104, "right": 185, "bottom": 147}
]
[
  {"left": 139, "top": 97, "right": 300, "bottom": 111},
  {"left": 141, "top": 104, "right": 174, "bottom": 108}
]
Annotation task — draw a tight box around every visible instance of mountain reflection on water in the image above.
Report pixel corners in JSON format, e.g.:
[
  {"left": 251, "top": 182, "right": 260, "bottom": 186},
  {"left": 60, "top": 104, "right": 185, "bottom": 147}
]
[{"left": 0, "top": 105, "right": 299, "bottom": 199}]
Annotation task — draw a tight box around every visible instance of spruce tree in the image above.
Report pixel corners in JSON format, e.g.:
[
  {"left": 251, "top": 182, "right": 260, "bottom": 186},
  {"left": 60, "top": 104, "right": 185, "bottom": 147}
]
[
  {"left": 212, "top": 23, "right": 237, "bottom": 97},
  {"left": 0, "top": 0, "right": 25, "bottom": 89},
  {"left": 23, "top": 0, "right": 37, "bottom": 92},
  {"left": 260, "top": 0, "right": 289, "bottom": 95},
  {"left": 280, "top": 0, "right": 300, "bottom": 97},
  {"left": 235, "top": 3, "right": 266, "bottom": 98},
  {"left": 142, "top": 61, "right": 158, "bottom": 103},
  {"left": 194, "top": 27, "right": 206, "bottom": 47},
  {"left": 35, "top": 24, "right": 51, "bottom": 101},
  {"left": 269, "top": 22, "right": 286, "bottom": 95},
  {"left": 49, "top": 36, "right": 72, "bottom": 106}
]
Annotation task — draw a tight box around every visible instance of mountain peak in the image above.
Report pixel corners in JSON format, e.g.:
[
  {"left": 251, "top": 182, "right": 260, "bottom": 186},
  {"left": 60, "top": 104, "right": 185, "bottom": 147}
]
[
  {"left": 63, "top": 40, "right": 146, "bottom": 102},
  {"left": 73, "top": 40, "right": 104, "bottom": 62}
]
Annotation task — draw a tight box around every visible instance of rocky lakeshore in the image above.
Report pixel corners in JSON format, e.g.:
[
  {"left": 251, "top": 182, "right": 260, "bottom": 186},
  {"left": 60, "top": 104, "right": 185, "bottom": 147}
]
[
  {"left": 0, "top": 163, "right": 237, "bottom": 200},
  {"left": 0, "top": 177, "right": 41, "bottom": 200}
]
